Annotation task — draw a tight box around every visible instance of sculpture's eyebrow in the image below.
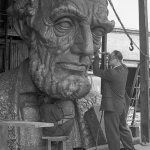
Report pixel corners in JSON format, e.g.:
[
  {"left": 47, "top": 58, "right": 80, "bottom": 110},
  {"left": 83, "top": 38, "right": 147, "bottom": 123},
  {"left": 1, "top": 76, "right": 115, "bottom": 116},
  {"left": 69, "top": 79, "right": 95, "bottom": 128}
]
[{"left": 51, "top": 5, "right": 87, "bottom": 21}]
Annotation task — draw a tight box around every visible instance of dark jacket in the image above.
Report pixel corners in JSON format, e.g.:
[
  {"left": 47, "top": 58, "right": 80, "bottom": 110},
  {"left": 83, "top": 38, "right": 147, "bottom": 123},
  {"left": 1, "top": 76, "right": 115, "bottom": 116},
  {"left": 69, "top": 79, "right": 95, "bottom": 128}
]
[{"left": 93, "top": 59, "right": 128, "bottom": 112}]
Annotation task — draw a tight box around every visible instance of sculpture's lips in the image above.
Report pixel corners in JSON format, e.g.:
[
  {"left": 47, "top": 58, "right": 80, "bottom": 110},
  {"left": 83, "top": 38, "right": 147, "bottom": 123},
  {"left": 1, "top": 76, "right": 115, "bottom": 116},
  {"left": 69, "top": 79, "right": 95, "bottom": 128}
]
[{"left": 57, "top": 63, "right": 87, "bottom": 71}]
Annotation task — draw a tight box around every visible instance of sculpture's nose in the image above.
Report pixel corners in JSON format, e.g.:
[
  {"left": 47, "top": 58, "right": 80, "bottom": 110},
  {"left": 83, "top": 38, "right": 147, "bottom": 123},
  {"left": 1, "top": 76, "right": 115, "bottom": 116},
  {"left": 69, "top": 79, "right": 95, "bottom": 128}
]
[
  {"left": 71, "top": 24, "right": 94, "bottom": 56},
  {"left": 80, "top": 25, "right": 93, "bottom": 56}
]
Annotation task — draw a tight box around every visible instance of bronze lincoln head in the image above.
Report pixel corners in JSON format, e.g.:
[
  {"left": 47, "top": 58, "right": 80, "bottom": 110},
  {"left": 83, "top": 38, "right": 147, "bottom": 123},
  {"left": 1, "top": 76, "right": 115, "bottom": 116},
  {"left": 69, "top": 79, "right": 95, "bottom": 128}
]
[{"left": 8, "top": 0, "right": 115, "bottom": 100}]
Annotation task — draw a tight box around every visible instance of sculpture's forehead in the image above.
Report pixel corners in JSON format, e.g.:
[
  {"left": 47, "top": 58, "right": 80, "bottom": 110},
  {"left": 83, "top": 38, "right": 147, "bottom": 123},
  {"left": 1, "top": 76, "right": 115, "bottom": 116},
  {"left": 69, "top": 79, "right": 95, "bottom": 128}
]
[
  {"left": 42, "top": 0, "right": 107, "bottom": 9},
  {"left": 41, "top": 0, "right": 108, "bottom": 25}
]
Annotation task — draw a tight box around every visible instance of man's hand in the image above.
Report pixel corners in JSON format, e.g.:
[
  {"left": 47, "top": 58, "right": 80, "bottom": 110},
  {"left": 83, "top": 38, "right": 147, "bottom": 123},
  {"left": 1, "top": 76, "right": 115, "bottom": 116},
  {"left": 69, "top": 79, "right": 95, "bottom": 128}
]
[
  {"left": 57, "top": 118, "right": 71, "bottom": 124},
  {"left": 57, "top": 120, "right": 63, "bottom": 124},
  {"left": 94, "top": 49, "right": 100, "bottom": 58}
]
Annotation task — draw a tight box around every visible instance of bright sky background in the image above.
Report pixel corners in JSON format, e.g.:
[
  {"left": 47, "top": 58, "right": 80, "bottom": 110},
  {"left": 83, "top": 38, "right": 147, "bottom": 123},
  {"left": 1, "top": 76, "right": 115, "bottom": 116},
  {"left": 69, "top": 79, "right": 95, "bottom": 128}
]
[{"left": 107, "top": 0, "right": 150, "bottom": 31}]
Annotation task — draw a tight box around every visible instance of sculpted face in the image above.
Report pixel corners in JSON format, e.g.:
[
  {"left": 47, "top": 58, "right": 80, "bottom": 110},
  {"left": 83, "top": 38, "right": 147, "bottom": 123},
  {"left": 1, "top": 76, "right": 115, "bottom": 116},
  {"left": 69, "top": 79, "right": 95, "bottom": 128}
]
[{"left": 11, "top": 0, "right": 114, "bottom": 100}]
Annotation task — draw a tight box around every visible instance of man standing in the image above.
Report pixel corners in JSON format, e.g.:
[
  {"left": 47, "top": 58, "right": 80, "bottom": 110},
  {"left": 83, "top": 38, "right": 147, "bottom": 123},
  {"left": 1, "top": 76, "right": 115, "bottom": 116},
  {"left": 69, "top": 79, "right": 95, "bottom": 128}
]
[{"left": 92, "top": 50, "right": 136, "bottom": 150}]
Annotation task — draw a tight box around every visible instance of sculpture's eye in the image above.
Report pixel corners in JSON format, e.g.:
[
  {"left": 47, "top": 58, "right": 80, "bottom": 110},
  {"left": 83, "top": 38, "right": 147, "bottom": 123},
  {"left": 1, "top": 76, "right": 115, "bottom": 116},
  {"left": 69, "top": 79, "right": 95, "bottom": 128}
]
[{"left": 55, "top": 17, "right": 74, "bottom": 30}]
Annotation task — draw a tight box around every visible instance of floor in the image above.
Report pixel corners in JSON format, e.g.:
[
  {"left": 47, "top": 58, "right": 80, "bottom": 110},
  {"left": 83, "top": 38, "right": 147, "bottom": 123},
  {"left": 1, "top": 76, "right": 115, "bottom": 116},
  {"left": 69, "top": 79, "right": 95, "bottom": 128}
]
[
  {"left": 87, "top": 136, "right": 148, "bottom": 150},
  {"left": 134, "top": 143, "right": 150, "bottom": 150},
  {"left": 86, "top": 142, "right": 150, "bottom": 150}
]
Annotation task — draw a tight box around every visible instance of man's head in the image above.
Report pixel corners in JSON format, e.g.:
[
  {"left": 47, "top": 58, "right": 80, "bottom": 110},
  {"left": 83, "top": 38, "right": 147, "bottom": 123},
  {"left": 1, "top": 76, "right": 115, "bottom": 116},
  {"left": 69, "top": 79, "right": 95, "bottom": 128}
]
[
  {"left": 108, "top": 50, "right": 123, "bottom": 68},
  {"left": 8, "top": 0, "right": 115, "bottom": 100}
]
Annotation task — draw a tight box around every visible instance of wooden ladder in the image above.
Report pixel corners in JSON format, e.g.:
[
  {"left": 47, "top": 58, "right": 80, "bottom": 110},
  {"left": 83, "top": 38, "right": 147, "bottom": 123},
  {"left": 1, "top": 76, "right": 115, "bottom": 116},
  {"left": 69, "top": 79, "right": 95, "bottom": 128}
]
[{"left": 128, "top": 64, "right": 140, "bottom": 126}]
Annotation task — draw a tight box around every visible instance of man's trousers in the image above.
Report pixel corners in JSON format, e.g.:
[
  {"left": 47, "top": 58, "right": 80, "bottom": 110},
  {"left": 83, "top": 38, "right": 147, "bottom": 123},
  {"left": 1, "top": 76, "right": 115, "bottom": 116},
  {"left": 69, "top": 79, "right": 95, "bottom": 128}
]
[{"left": 104, "top": 108, "right": 135, "bottom": 150}]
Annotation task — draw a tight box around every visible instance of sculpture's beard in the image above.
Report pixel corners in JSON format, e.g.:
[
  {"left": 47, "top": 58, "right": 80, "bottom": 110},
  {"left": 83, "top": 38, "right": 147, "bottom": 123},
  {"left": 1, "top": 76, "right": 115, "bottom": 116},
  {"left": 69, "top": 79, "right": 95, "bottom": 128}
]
[{"left": 29, "top": 47, "right": 91, "bottom": 100}]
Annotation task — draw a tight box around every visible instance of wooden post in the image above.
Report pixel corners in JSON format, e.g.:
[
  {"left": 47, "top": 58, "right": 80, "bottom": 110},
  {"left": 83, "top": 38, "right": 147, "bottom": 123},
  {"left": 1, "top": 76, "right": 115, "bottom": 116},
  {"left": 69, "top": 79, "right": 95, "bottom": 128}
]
[
  {"left": 0, "top": 125, "right": 8, "bottom": 150},
  {"left": 4, "top": 0, "right": 9, "bottom": 71},
  {"left": 139, "top": 0, "right": 150, "bottom": 142}
]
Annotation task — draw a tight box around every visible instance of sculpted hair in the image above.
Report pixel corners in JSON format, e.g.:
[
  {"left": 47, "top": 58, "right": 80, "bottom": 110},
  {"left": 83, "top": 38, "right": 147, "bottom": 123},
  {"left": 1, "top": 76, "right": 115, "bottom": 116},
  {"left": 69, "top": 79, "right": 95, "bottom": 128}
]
[{"left": 7, "top": 0, "right": 39, "bottom": 16}]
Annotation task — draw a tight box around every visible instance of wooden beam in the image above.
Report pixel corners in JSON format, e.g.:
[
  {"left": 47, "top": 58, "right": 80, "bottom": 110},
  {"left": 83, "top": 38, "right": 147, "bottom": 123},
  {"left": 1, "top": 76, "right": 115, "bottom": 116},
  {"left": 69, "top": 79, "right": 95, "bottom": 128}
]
[{"left": 138, "top": 0, "right": 150, "bottom": 142}]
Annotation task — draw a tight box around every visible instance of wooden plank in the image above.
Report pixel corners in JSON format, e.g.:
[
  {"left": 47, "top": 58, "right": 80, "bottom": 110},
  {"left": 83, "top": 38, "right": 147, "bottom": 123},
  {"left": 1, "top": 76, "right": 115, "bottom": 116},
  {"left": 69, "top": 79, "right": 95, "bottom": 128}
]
[
  {"left": 138, "top": 0, "right": 150, "bottom": 143},
  {"left": 0, "top": 121, "right": 54, "bottom": 128}
]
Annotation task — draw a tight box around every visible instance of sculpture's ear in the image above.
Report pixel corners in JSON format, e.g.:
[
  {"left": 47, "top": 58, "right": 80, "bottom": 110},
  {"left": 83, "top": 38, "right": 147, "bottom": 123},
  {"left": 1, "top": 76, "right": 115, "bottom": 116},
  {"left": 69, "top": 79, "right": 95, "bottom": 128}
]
[{"left": 7, "top": 0, "right": 39, "bottom": 45}]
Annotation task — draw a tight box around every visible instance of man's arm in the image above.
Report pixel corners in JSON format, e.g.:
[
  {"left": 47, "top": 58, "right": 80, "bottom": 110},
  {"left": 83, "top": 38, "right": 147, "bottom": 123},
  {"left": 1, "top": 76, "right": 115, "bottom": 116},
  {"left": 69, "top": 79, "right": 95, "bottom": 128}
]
[{"left": 92, "top": 56, "right": 113, "bottom": 81}]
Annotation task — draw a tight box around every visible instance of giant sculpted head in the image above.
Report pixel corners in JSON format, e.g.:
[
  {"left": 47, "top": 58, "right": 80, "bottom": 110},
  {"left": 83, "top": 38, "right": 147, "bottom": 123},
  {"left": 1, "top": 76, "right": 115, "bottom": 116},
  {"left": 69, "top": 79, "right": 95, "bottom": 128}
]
[{"left": 9, "top": 0, "right": 114, "bottom": 100}]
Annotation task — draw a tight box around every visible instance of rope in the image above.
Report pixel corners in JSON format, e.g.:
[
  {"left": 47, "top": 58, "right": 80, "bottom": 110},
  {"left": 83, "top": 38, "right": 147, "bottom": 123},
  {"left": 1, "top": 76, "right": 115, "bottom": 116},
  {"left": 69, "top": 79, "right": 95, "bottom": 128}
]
[{"left": 108, "top": 0, "right": 150, "bottom": 60}]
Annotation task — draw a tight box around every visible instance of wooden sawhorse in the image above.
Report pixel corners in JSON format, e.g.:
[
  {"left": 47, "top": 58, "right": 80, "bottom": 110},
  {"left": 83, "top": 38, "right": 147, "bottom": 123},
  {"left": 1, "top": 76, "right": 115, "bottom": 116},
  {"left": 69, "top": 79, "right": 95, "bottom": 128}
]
[{"left": 42, "top": 136, "right": 69, "bottom": 150}]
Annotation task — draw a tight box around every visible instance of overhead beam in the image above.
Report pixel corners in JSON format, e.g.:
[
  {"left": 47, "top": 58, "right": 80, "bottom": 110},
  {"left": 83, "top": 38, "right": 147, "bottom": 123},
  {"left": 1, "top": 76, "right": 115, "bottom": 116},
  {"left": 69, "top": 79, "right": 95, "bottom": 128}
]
[{"left": 139, "top": 0, "right": 150, "bottom": 142}]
